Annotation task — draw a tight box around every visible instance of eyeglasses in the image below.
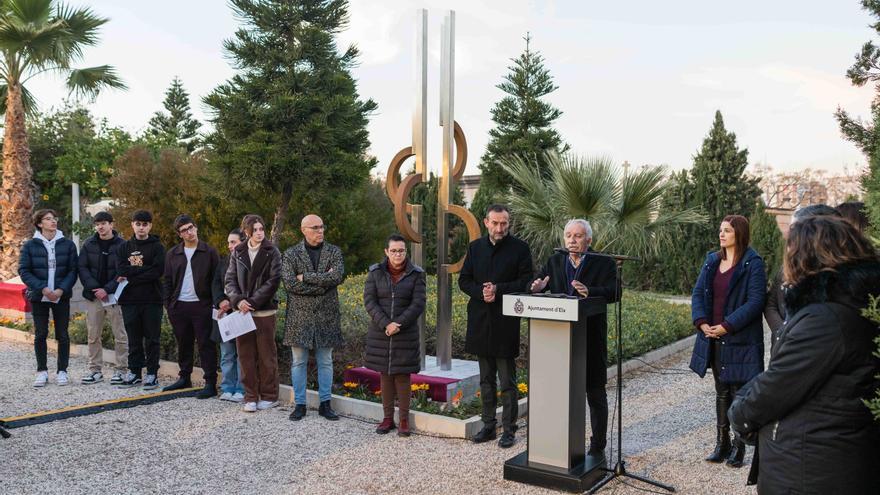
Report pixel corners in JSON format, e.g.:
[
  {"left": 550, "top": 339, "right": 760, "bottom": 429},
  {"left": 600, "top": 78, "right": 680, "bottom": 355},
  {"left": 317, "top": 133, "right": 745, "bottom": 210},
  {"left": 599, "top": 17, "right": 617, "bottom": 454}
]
[
  {"left": 306, "top": 225, "right": 325, "bottom": 231},
  {"left": 388, "top": 249, "right": 406, "bottom": 255},
  {"left": 178, "top": 224, "right": 196, "bottom": 234}
]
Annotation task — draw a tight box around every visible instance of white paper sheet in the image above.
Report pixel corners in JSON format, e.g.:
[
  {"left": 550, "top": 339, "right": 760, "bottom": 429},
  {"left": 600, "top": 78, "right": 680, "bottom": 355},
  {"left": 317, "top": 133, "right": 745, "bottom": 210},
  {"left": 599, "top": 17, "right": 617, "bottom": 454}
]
[
  {"left": 102, "top": 280, "right": 128, "bottom": 307},
  {"left": 217, "top": 310, "right": 257, "bottom": 342}
]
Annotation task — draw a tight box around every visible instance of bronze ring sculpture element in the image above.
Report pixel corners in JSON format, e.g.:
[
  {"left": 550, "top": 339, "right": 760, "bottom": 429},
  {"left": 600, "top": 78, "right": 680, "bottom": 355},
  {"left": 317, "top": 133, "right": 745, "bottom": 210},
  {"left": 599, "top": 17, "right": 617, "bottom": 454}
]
[{"left": 385, "top": 121, "right": 480, "bottom": 272}]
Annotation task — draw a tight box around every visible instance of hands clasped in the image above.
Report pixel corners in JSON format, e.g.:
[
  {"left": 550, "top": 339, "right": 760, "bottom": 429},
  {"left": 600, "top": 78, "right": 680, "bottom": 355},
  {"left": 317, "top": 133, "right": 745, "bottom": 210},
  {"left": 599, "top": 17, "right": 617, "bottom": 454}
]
[{"left": 482, "top": 282, "right": 497, "bottom": 303}]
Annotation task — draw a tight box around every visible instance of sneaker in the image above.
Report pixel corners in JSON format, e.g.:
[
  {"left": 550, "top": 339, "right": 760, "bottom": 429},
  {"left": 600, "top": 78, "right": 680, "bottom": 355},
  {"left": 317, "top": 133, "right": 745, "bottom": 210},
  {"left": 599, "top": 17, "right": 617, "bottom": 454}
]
[
  {"left": 109, "top": 371, "right": 124, "bottom": 385},
  {"left": 119, "top": 372, "right": 142, "bottom": 388},
  {"left": 257, "top": 400, "right": 278, "bottom": 410},
  {"left": 142, "top": 375, "right": 159, "bottom": 391},
  {"left": 81, "top": 371, "right": 103, "bottom": 384},
  {"left": 242, "top": 402, "right": 257, "bottom": 413},
  {"left": 219, "top": 392, "right": 234, "bottom": 401},
  {"left": 33, "top": 371, "right": 49, "bottom": 388},
  {"left": 56, "top": 371, "right": 69, "bottom": 386},
  {"left": 231, "top": 392, "right": 244, "bottom": 403}
]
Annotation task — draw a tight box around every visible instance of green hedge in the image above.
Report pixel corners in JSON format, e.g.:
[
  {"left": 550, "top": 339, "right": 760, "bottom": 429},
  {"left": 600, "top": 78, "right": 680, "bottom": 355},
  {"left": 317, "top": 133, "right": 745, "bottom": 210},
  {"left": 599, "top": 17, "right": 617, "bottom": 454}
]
[{"left": 48, "top": 273, "right": 694, "bottom": 385}]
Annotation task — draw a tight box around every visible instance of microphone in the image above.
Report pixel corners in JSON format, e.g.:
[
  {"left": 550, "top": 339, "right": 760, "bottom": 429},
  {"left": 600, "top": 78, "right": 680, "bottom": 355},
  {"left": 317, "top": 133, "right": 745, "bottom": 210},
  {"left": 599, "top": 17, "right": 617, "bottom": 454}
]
[
  {"left": 554, "top": 247, "right": 588, "bottom": 255},
  {"left": 554, "top": 247, "right": 641, "bottom": 262}
]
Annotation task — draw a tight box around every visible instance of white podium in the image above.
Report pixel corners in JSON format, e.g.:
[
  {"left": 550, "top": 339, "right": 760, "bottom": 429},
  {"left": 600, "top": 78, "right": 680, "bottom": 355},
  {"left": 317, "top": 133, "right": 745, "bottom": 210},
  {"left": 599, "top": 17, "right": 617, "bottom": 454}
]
[{"left": 502, "top": 293, "right": 607, "bottom": 492}]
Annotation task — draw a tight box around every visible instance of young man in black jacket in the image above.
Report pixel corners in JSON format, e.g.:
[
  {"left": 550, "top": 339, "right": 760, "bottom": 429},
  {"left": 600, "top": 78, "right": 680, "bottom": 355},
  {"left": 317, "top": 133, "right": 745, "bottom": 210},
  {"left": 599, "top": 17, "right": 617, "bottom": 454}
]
[
  {"left": 116, "top": 210, "right": 166, "bottom": 389},
  {"left": 161, "top": 214, "right": 220, "bottom": 398},
  {"left": 78, "top": 211, "right": 129, "bottom": 385}
]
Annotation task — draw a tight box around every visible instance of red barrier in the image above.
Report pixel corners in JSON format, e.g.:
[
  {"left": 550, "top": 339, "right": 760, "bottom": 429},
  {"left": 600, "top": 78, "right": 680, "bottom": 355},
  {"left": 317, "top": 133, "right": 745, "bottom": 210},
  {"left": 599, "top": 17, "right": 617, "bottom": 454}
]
[{"left": 0, "top": 282, "right": 30, "bottom": 312}]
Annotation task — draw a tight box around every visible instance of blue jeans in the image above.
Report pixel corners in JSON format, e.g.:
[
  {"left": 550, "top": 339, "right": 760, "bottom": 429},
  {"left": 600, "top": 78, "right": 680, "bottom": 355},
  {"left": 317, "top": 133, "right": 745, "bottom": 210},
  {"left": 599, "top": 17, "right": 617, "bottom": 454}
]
[
  {"left": 219, "top": 340, "right": 244, "bottom": 395},
  {"left": 291, "top": 346, "right": 333, "bottom": 405}
]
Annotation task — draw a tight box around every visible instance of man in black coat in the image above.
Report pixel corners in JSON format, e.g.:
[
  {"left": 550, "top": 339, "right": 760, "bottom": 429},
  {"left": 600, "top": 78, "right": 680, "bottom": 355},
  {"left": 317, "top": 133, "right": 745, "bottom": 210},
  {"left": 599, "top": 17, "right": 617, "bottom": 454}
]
[
  {"left": 459, "top": 204, "right": 533, "bottom": 448},
  {"left": 78, "top": 211, "right": 128, "bottom": 385},
  {"left": 529, "top": 219, "right": 619, "bottom": 457}
]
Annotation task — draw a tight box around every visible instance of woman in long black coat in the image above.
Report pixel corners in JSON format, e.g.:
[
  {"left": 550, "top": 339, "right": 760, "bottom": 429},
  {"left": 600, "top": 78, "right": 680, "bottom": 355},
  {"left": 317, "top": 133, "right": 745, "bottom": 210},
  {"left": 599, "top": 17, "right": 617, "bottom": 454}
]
[
  {"left": 730, "top": 215, "right": 880, "bottom": 494},
  {"left": 689, "top": 214, "right": 766, "bottom": 467},
  {"left": 363, "top": 234, "right": 426, "bottom": 437}
]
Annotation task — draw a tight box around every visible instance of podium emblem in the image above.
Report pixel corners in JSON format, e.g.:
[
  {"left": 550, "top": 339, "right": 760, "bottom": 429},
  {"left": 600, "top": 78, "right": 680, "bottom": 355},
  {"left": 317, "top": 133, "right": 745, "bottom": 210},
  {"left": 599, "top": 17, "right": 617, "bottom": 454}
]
[{"left": 514, "top": 298, "right": 524, "bottom": 314}]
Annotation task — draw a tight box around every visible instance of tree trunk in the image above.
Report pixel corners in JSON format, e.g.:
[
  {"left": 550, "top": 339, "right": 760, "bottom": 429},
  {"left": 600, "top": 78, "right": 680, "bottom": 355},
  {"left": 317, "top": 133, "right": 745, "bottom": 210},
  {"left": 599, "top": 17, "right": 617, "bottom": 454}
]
[
  {"left": 0, "top": 82, "right": 34, "bottom": 280},
  {"left": 270, "top": 181, "right": 293, "bottom": 245}
]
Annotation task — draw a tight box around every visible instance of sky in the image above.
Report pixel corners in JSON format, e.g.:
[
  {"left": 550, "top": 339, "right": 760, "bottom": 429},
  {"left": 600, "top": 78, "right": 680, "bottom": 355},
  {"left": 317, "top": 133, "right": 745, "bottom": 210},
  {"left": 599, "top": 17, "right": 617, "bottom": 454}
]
[{"left": 25, "top": 1, "right": 879, "bottom": 177}]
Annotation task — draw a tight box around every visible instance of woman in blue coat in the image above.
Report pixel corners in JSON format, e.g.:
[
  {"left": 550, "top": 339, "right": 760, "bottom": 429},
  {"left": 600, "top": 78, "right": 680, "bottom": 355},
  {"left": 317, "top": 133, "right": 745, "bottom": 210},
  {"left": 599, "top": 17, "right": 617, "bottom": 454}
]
[
  {"left": 19, "top": 209, "right": 79, "bottom": 388},
  {"left": 689, "top": 214, "right": 766, "bottom": 468}
]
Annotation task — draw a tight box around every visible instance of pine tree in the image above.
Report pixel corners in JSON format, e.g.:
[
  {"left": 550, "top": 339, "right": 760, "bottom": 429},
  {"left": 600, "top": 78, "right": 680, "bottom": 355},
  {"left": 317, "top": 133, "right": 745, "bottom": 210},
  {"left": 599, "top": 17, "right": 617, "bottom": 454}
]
[
  {"left": 203, "top": 0, "right": 377, "bottom": 243},
  {"left": 477, "top": 33, "right": 566, "bottom": 195},
  {"left": 835, "top": 1, "right": 880, "bottom": 157},
  {"left": 148, "top": 76, "right": 201, "bottom": 152}
]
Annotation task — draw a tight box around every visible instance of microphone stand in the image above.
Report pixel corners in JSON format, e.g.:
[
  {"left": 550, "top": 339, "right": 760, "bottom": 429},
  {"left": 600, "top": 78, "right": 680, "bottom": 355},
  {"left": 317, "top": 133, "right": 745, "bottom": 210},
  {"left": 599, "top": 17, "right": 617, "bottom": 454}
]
[{"left": 556, "top": 248, "right": 675, "bottom": 494}]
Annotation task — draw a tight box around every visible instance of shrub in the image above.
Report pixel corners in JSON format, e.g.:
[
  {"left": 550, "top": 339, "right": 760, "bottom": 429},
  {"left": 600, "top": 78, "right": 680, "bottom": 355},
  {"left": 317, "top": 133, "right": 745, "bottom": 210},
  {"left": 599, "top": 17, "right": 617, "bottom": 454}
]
[{"left": 11, "top": 273, "right": 694, "bottom": 391}]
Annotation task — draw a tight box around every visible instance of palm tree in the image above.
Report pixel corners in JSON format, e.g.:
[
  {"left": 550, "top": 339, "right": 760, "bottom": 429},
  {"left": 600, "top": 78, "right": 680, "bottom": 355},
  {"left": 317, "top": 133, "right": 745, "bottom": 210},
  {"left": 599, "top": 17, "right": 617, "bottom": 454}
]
[
  {"left": 504, "top": 151, "right": 706, "bottom": 263},
  {"left": 0, "top": 0, "right": 125, "bottom": 279}
]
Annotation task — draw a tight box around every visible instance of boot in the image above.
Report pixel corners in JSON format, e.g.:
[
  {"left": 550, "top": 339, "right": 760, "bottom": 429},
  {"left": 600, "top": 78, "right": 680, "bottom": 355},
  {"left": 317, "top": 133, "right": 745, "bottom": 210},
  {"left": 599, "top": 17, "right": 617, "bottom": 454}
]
[
  {"left": 162, "top": 376, "right": 192, "bottom": 392},
  {"left": 318, "top": 400, "right": 339, "bottom": 421},
  {"left": 726, "top": 438, "right": 745, "bottom": 468},
  {"left": 397, "top": 418, "right": 410, "bottom": 437},
  {"left": 195, "top": 381, "right": 217, "bottom": 399},
  {"left": 705, "top": 426, "right": 731, "bottom": 463},
  {"left": 376, "top": 417, "right": 395, "bottom": 434},
  {"left": 289, "top": 404, "right": 307, "bottom": 421}
]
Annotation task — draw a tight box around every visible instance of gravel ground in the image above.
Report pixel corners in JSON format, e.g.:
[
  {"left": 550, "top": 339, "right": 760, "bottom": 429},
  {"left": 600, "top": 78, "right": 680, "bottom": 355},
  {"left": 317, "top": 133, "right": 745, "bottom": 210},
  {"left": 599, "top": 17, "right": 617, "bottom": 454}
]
[{"left": 0, "top": 338, "right": 760, "bottom": 495}]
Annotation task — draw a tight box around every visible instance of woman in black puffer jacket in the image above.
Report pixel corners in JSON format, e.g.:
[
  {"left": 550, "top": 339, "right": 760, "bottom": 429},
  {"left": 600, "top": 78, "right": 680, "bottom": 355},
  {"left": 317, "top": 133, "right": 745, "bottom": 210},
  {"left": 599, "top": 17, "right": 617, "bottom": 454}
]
[
  {"left": 363, "top": 234, "right": 426, "bottom": 437},
  {"left": 729, "top": 215, "right": 880, "bottom": 494}
]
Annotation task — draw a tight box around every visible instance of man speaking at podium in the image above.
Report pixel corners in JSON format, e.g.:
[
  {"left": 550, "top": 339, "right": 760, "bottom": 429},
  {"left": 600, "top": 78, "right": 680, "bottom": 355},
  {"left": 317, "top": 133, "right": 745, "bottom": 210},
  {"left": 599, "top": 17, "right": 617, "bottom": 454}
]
[{"left": 529, "top": 219, "right": 619, "bottom": 458}]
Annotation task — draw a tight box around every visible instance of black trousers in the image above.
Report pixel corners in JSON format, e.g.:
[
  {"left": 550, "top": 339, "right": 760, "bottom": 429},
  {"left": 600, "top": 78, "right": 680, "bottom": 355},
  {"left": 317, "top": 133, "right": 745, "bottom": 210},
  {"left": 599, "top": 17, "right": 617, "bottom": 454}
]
[
  {"left": 167, "top": 300, "right": 217, "bottom": 382},
  {"left": 121, "top": 304, "right": 163, "bottom": 376},
  {"left": 32, "top": 300, "right": 71, "bottom": 372},
  {"left": 478, "top": 355, "right": 518, "bottom": 432},
  {"left": 586, "top": 314, "right": 610, "bottom": 450},
  {"left": 710, "top": 340, "right": 741, "bottom": 429}
]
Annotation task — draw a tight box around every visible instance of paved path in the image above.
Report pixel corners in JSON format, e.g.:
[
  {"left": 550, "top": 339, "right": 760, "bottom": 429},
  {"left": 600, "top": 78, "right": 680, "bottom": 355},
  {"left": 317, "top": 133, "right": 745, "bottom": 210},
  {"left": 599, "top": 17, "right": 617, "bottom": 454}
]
[{"left": 0, "top": 339, "right": 759, "bottom": 495}]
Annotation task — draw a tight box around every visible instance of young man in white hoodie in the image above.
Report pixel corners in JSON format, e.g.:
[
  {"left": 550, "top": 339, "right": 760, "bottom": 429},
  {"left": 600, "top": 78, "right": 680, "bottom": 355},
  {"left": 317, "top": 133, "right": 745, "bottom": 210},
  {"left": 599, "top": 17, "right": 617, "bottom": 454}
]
[{"left": 18, "top": 209, "right": 79, "bottom": 387}]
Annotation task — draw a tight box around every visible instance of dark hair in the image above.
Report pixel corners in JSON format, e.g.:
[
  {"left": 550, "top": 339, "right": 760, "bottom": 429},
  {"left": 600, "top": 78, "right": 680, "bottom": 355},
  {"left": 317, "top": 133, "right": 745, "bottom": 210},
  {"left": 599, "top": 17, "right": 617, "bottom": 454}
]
[
  {"left": 718, "top": 214, "right": 750, "bottom": 266},
  {"left": 173, "top": 214, "right": 195, "bottom": 232},
  {"left": 229, "top": 228, "right": 245, "bottom": 241},
  {"left": 33, "top": 209, "right": 58, "bottom": 231},
  {"left": 240, "top": 214, "right": 265, "bottom": 237},
  {"left": 835, "top": 201, "right": 868, "bottom": 233},
  {"left": 386, "top": 233, "right": 406, "bottom": 248},
  {"left": 131, "top": 210, "right": 153, "bottom": 223},
  {"left": 793, "top": 204, "right": 839, "bottom": 222},
  {"left": 783, "top": 215, "right": 879, "bottom": 286},
  {"left": 485, "top": 204, "right": 510, "bottom": 217},
  {"left": 93, "top": 211, "right": 113, "bottom": 224}
]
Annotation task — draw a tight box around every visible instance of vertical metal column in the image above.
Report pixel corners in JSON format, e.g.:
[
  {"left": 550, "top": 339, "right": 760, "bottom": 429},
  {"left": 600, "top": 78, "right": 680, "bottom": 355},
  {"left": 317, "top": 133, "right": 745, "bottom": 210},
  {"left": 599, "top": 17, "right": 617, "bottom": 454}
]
[
  {"left": 436, "top": 11, "right": 455, "bottom": 370},
  {"left": 71, "top": 183, "right": 81, "bottom": 246},
  {"left": 413, "top": 9, "right": 428, "bottom": 370}
]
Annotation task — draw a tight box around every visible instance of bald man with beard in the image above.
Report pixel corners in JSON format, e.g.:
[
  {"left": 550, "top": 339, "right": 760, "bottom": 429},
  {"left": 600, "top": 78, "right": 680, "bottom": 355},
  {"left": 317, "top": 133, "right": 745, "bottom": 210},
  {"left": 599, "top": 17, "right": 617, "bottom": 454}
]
[{"left": 281, "top": 214, "right": 346, "bottom": 422}]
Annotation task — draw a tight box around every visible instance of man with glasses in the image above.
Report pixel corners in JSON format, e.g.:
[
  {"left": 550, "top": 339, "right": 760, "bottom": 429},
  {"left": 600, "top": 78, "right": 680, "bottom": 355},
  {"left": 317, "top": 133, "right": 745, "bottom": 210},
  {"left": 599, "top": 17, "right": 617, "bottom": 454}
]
[
  {"left": 162, "top": 214, "right": 220, "bottom": 398},
  {"left": 282, "top": 214, "right": 345, "bottom": 421}
]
